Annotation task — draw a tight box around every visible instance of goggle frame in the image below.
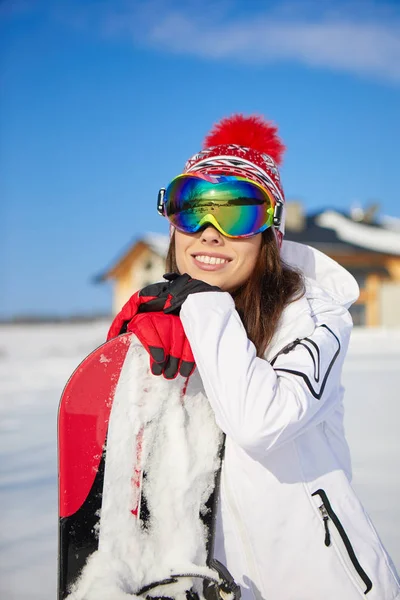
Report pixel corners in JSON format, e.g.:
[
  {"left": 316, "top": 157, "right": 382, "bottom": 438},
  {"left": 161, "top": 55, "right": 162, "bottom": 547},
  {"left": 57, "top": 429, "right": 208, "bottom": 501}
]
[{"left": 157, "top": 176, "right": 284, "bottom": 238}]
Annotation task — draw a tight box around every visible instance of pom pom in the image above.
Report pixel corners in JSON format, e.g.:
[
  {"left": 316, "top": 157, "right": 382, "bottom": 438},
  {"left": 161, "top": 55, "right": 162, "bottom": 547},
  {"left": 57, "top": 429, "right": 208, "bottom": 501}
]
[{"left": 203, "top": 113, "right": 285, "bottom": 165}]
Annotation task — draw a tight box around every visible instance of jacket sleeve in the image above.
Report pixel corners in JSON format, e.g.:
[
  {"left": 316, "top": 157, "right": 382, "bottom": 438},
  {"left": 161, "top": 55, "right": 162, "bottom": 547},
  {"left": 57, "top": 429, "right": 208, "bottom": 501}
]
[{"left": 180, "top": 291, "right": 353, "bottom": 455}]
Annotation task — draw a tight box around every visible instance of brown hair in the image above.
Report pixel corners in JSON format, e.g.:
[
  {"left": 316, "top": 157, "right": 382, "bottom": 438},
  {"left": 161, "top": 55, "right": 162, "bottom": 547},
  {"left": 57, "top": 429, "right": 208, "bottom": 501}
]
[{"left": 166, "top": 228, "right": 305, "bottom": 357}]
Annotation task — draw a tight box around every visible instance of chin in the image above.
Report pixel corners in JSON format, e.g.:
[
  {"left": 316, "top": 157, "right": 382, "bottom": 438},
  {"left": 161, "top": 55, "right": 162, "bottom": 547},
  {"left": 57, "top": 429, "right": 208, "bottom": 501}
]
[{"left": 192, "top": 270, "right": 225, "bottom": 289}]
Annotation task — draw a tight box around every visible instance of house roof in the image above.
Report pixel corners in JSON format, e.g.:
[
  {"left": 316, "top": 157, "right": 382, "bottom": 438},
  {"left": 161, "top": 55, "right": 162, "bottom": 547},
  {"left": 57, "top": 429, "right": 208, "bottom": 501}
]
[
  {"left": 143, "top": 232, "right": 170, "bottom": 257},
  {"left": 94, "top": 232, "right": 171, "bottom": 282},
  {"left": 285, "top": 210, "right": 400, "bottom": 256}
]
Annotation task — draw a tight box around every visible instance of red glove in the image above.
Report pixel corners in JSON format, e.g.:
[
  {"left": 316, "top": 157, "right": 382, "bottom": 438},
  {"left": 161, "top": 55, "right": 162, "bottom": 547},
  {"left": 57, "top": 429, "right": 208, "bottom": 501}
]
[
  {"left": 127, "top": 312, "right": 195, "bottom": 379},
  {"left": 106, "top": 275, "right": 214, "bottom": 379},
  {"left": 107, "top": 281, "right": 171, "bottom": 341}
]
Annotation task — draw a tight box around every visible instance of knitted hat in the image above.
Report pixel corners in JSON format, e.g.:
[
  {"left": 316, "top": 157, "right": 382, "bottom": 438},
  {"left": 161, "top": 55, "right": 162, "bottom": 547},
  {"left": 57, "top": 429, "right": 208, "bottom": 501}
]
[{"left": 183, "top": 114, "right": 286, "bottom": 246}]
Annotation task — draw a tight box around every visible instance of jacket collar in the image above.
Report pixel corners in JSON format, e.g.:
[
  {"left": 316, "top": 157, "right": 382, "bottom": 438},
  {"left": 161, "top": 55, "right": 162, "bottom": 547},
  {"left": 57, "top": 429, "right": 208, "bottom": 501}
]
[
  {"left": 265, "top": 242, "right": 359, "bottom": 361},
  {"left": 281, "top": 241, "right": 359, "bottom": 309}
]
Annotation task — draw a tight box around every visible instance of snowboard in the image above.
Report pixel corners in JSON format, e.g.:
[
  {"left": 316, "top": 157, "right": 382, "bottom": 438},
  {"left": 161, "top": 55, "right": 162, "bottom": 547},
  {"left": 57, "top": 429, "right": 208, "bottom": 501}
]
[{"left": 58, "top": 332, "right": 240, "bottom": 600}]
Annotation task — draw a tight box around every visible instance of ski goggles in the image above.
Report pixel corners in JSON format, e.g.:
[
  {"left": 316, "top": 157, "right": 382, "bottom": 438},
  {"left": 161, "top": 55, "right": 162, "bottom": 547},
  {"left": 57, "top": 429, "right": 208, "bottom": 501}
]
[{"left": 157, "top": 173, "right": 283, "bottom": 238}]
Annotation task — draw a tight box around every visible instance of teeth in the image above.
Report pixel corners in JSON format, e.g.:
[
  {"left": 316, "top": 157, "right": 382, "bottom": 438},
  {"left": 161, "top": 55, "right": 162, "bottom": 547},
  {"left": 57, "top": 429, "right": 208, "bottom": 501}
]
[{"left": 195, "top": 255, "right": 228, "bottom": 265}]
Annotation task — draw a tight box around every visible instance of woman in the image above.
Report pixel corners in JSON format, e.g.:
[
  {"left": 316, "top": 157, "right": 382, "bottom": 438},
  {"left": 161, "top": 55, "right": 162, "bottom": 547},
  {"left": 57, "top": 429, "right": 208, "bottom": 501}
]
[{"left": 108, "top": 114, "right": 400, "bottom": 599}]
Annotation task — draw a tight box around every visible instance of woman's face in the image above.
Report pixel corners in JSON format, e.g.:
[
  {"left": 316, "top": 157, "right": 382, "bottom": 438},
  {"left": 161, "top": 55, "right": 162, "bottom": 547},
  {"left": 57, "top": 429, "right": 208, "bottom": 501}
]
[{"left": 174, "top": 226, "right": 262, "bottom": 292}]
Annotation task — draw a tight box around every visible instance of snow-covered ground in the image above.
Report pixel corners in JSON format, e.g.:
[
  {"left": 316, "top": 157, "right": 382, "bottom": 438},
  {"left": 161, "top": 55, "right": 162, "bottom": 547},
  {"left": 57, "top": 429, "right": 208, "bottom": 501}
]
[{"left": 0, "top": 322, "right": 399, "bottom": 599}]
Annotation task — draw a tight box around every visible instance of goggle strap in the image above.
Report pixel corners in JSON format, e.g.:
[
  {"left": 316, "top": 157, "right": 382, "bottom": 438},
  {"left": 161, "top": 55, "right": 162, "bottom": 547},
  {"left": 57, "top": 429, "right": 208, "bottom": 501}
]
[
  {"left": 273, "top": 200, "right": 284, "bottom": 229},
  {"left": 157, "top": 188, "right": 166, "bottom": 216}
]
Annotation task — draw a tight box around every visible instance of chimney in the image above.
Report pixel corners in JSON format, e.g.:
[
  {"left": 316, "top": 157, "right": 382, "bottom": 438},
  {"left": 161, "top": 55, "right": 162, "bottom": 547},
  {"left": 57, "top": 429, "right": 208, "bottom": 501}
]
[{"left": 284, "top": 201, "right": 305, "bottom": 232}]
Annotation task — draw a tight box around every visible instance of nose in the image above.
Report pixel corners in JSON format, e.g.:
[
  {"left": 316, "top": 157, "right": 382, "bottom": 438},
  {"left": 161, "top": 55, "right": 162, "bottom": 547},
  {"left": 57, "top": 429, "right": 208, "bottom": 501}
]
[{"left": 199, "top": 225, "right": 224, "bottom": 245}]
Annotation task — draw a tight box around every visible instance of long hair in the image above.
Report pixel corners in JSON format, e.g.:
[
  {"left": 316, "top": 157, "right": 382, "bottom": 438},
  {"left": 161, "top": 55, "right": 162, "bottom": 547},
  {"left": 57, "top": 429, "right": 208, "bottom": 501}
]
[{"left": 166, "top": 228, "right": 305, "bottom": 357}]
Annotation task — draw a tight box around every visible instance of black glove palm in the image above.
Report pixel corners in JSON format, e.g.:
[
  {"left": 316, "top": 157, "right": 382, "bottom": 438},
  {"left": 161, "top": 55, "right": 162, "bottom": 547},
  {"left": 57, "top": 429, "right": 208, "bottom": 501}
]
[
  {"left": 139, "top": 273, "right": 221, "bottom": 316},
  {"left": 164, "top": 273, "right": 221, "bottom": 315}
]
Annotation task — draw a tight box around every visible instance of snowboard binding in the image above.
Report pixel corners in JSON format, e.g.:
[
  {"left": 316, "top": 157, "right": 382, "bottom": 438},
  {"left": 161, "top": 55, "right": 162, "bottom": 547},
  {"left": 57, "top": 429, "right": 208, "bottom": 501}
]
[{"left": 137, "top": 559, "right": 241, "bottom": 600}]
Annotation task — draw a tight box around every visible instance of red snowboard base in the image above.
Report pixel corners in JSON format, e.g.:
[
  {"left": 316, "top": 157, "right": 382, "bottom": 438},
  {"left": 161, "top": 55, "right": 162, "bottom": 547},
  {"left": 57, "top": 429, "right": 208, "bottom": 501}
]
[{"left": 58, "top": 333, "right": 131, "bottom": 599}]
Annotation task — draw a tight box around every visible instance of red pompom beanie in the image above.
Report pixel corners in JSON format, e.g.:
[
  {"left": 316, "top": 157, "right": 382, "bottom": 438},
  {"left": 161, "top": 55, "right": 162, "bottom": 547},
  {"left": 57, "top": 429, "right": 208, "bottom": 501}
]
[{"left": 183, "top": 114, "right": 286, "bottom": 247}]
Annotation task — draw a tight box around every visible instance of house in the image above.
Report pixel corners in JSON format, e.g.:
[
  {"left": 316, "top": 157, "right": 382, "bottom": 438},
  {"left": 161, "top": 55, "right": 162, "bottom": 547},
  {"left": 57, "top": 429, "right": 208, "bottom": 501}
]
[
  {"left": 97, "top": 204, "right": 400, "bottom": 327},
  {"left": 284, "top": 204, "right": 400, "bottom": 326},
  {"left": 96, "top": 234, "right": 170, "bottom": 316}
]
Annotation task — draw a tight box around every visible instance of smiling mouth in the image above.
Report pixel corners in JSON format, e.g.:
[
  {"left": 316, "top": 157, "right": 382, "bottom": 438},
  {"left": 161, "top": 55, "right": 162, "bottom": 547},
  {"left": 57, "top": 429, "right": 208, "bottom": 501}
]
[
  {"left": 191, "top": 254, "right": 232, "bottom": 270},
  {"left": 194, "top": 255, "right": 230, "bottom": 265}
]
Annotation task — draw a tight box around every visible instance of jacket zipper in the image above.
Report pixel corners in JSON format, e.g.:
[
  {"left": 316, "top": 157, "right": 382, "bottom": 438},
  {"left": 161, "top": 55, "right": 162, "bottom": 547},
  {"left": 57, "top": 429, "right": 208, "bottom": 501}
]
[
  {"left": 269, "top": 339, "right": 301, "bottom": 366},
  {"left": 312, "top": 489, "right": 373, "bottom": 594}
]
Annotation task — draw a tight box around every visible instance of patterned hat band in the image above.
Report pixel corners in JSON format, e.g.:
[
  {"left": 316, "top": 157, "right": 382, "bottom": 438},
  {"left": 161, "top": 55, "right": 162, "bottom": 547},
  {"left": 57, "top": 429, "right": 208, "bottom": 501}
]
[{"left": 184, "top": 154, "right": 285, "bottom": 206}]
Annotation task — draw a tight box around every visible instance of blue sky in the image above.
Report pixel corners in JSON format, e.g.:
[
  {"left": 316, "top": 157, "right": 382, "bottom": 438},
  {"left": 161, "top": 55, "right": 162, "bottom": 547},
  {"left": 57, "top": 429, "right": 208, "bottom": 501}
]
[{"left": 1, "top": 0, "right": 400, "bottom": 318}]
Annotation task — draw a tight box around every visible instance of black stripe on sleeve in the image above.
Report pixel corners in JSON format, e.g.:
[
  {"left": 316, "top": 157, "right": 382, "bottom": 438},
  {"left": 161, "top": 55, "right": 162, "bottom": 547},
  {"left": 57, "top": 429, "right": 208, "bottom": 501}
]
[{"left": 272, "top": 325, "right": 341, "bottom": 400}]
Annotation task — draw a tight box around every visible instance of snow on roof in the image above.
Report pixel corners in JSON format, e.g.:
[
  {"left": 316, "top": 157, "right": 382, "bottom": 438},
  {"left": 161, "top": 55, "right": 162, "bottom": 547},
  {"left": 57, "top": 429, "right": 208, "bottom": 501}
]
[
  {"left": 316, "top": 211, "right": 400, "bottom": 256},
  {"left": 381, "top": 215, "right": 400, "bottom": 233},
  {"left": 143, "top": 232, "right": 170, "bottom": 257}
]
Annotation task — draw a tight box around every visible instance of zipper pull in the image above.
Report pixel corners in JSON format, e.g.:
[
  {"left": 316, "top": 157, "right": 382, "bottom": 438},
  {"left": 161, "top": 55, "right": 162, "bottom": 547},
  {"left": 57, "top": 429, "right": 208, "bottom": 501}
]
[
  {"left": 282, "top": 339, "right": 301, "bottom": 354},
  {"left": 319, "top": 504, "right": 331, "bottom": 547}
]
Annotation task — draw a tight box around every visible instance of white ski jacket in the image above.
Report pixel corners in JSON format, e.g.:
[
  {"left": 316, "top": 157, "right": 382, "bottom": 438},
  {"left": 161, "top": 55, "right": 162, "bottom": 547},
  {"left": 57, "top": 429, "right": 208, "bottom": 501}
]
[{"left": 180, "top": 240, "right": 400, "bottom": 600}]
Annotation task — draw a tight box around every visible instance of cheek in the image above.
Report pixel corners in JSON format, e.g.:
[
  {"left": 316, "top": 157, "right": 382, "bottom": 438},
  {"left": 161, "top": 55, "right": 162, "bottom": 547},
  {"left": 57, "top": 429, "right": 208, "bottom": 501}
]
[
  {"left": 248, "top": 250, "right": 259, "bottom": 273},
  {"left": 174, "top": 234, "right": 189, "bottom": 273},
  {"left": 175, "top": 253, "right": 185, "bottom": 274},
  {"left": 235, "top": 237, "right": 261, "bottom": 268},
  {"left": 241, "top": 251, "right": 259, "bottom": 280},
  {"left": 236, "top": 239, "right": 261, "bottom": 280}
]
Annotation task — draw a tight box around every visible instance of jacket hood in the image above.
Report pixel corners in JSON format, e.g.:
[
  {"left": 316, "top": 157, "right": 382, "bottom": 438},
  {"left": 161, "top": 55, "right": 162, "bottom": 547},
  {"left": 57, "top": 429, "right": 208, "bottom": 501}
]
[{"left": 281, "top": 241, "right": 360, "bottom": 309}]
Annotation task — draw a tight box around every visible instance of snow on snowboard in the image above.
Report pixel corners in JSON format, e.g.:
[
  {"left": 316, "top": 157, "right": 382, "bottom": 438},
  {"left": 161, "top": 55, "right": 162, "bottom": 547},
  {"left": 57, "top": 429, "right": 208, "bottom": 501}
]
[{"left": 58, "top": 332, "right": 240, "bottom": 600}]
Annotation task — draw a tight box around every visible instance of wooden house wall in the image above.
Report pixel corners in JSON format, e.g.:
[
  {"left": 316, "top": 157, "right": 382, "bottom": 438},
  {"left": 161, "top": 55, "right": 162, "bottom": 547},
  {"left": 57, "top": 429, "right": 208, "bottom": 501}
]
[
  {"left": 113, "top": 248, "right": 166, "bottom": 313},
  {"left": 329, "top": 252, "right": 400, "bottom": 327}
]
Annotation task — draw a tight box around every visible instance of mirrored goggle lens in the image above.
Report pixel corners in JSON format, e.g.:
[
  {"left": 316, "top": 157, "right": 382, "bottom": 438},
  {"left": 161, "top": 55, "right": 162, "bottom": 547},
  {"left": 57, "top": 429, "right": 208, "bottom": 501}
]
[{"left": 164, "top": 175, "right": 275, "bottom": 237}]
